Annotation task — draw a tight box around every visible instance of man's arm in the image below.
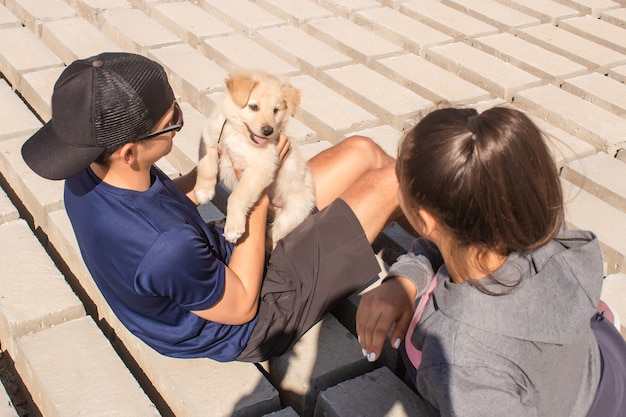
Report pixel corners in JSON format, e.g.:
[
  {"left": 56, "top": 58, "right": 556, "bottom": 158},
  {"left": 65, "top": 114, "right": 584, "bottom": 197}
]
[
  {"left": 192, "top": 194, "right": 269, "bottom": 325},
  {"left": 190, "top": 133, "right": 291, "bottom": 325},
  {"left": 172, "top": 167, "right": 200, "bottom": 205}
]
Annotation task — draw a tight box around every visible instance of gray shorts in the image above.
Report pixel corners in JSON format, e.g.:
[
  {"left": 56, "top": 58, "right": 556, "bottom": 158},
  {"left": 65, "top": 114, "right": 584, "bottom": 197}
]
[{"left": 236, "top": 198, "right": 381, "bottom": 362}]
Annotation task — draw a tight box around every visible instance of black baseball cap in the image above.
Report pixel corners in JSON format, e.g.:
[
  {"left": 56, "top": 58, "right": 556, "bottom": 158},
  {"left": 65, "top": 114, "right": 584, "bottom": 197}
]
[{"left": 22, "top": 52, "right": 175, "bottom": 180}]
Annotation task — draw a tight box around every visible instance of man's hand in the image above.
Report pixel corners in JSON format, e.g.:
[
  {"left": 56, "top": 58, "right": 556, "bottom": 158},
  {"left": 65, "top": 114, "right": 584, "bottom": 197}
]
[
  {"left": 356, "top": 276, "right": 417, "bottom": 362},
  {"left": 277, "top": 132, "right": 290, "bottom": 167}
]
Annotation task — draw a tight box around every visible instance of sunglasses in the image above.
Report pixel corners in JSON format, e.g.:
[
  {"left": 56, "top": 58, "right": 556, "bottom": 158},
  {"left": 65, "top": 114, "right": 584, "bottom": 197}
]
[{"left": 138, "top": 102, "right": 184, "bottom": 140}]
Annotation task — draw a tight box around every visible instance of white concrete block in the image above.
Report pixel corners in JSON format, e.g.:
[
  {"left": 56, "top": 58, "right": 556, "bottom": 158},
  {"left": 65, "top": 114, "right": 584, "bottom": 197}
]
[
  {"left": 98, "top": 8, "right": 182, "bottom": 54},
  {"left": 40, "top": 17, "right": 122, "bottom": 64},
  {"left": 0, "top": 188, "right": 19, "bottom": 225},
  {"left": 289, "top": 74, "right": 378, "bottom": 143},
  {"left": 400, "top": 0, "right": 498, "bottom": 39},
  {"left": 375, "top": 53, "right": 490, "bottom": 105},
  {"left": 515, "top": 84, "right": 626, "bottom": 155},
  {"left": 262, "top": 315, "right": 374, "bottom": 417},
  {"left": 315, "top": 366, "right": 430, "bottom": 417},
  {"left": 0, "top": 79, "right": 41, "bottom": 141},
  {"left": 15, "top": 316, "right": 159, "bottom": 416},
  {"left": 0, "top": 137, "right": 64, "bottom": 229},
  {"left": 0, "top": 219, "right": 85, "bottom": 356},
  {"left": 0, "top": 27, "right": 63, "bottom": 91},
  {"left": 426, "top": 41, "right": 541, "bottom": 101},
  {"left": 305, "top": 16, "right": 403, "bottom": 65},
  {"left": 201, "top": 34, "right": 299, "bottom": 76},
  {"left": 322, "top": 63, "right": 432, "bottom": 129},
  {"left": 518, "top": 24, "right": 626, "bottom": 72}
]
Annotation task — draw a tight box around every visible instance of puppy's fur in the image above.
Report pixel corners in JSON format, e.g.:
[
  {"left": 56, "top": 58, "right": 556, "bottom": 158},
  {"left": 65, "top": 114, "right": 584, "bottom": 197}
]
[{"left": 195, "top": 70, "right": 316, "bottom": 249}]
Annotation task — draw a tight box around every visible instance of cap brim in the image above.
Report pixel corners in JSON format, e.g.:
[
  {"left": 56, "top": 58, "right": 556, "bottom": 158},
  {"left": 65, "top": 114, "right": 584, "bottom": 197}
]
[{"left": 21, "top": 120, "right": 105, "bottom": 180}]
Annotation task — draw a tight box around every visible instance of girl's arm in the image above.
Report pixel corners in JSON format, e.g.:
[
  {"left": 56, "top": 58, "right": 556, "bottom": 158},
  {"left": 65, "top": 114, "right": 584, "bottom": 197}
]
[
  {"left": 356, "top": 238, "right": 440, "bottom": 362},
  {"left": 385, "top": 238, "right": 442, "bottom": 299}
]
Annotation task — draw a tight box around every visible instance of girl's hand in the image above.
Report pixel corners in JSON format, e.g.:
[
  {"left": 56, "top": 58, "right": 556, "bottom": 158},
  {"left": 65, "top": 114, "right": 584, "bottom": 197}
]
[{"left": 355, "top": 276, "right": 417, "bottom": 362}]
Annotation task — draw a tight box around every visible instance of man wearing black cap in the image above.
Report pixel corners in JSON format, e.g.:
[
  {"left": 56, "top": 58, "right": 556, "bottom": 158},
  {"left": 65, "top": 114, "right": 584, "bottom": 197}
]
[{"left": 22, "top": 52, "right": 403, "bottom": 362}]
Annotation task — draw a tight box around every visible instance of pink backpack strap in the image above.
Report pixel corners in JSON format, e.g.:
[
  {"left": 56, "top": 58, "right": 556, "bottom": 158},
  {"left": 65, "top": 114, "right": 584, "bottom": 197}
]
[{"left": 404, "top": 274, "right": 438, "bottom": 370}]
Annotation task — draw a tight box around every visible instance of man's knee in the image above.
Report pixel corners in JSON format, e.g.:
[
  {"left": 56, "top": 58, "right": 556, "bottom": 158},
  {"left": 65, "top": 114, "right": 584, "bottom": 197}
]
[{"left": 342, "top": 135, "right": 393, "bottom": 169}]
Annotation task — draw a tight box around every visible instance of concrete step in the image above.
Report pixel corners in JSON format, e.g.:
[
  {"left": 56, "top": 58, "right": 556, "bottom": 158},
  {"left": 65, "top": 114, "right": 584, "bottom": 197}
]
[
  {"left": 149, "top": 1, "right": 236, "bottom": 47},
  {"left": 353, "top": 7, "right": 453, "bottom": 56},
  {"left": 374, "top": 53, "right": 490, "bottom": 106},
  {"left": 44, "top": 208, "right": 282, "bottom": 417},
  {"left": 255, "top": 25, "right": 353, "bottom": 75},
  {"left": 602, "top": 7, "right": 626, "bottom": 27},
  {"left": 15, "top": 317, "right": 159, "bottom": 416},
  {"left": 0, "top": 380, "right": 19, "bottom": 417},
  {"left": 0, "top": 0, "right": 625, "bottom": 415},
  {"left": 320, "top": 63, "right": 430, "bottom": 129},
  {"left": 527, "top": 114, "right": 596, "bottom": 170},
  {"left": 472, "top": 32, "right": 587, "bottom": 84},
  {"left": 4, "top": 0, "right": 76, "bottom": 37},
  {"left": 0, "top": 219, "right": 85, "bottom": 356},
  {"left": 517, "top": 23, "right": 626, "bottom": 72},
  {"left": 315, "top": 366, "right": 429, "bottom": 417},
  {"left": 260, "top": 315, "right": 375, "bottom": 417},
  {"left": 554, "top": 0, "right": 621, "bottom": 18},
  {"left": 289, "top": 74, "right": 379, "bottom": 144},
  {"left": 562, "top": 72, "right": 626, "bottom": 115},
  {"left": 425, "top": 41, "right": 542, "bottom": 101},
  {"left": 263, "top": 407, "right": 299, "bottom": 417},
  {"left": 559, "top": 15, "right": 626, "bottom": 55},
  {"left": 304, "top": 16, "right": 403, "bottom": 65},
  {"left": 515, "top": 84, "right": 626, "bottom": 156},
  {"left": 561, "top": 152, "right": 626, "bottom": 213},
  {"left": 495, "top": 0, "right": 579, "bottom": 24},
  {"left": 562, "top": 179, "right": 626, "bottom": 274},
  {"left": 400, "top": 0, "right": 499, "bottom": 40},
  {"left": 0, "top": 187, "right": 19, "bottom": 225},
  {"left": 443, "top": 0, "right": 541, "bottom": 30},
  {"left": 0, "top": 27, "right": 64, "bottom": 92}
]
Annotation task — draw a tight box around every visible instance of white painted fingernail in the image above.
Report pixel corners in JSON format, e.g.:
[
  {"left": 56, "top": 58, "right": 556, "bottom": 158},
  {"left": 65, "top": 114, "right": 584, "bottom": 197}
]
[
  {"left": 358, "top": 335, "right": 361, "bottom": 344},
  {"left": 361, "top": 348, "right": 367, "bottom": 357},
  {"left": 367, "top": 352, "right": 377, "bottom": 362},
  {"left": 393, "top": 338, "right": 401, "bottom": 349}
]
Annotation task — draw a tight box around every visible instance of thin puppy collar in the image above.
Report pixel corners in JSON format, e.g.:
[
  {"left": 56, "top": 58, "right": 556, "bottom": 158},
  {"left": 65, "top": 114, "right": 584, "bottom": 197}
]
[{"left": 218, "top": 119, "right": 227, "bottom": 144}]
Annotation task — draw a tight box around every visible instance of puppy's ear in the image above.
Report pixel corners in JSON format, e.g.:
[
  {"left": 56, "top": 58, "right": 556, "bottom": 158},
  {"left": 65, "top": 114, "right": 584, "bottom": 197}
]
[
  {"left": 282, "top": 84, "right": 301, "bottom": 116},
  {"left": 226, "top": 73, "right": 257, "bottom": 108}
]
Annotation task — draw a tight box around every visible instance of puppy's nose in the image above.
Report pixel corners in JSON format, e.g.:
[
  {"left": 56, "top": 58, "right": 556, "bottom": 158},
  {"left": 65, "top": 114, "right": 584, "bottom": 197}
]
[{"left": 262, "top": 126, "right": 274, "bottom": 136}]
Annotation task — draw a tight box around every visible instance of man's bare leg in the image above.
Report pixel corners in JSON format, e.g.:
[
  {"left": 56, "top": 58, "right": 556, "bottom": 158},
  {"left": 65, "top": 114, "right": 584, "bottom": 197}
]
[{"left": 308, "top": 136, "right": 400, "bottom": 243}]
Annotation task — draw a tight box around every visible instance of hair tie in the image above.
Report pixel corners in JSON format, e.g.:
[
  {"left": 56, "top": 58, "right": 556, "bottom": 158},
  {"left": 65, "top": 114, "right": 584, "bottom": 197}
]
[{"left": 467, "top": 115, "right": 479, "bottom": 134}]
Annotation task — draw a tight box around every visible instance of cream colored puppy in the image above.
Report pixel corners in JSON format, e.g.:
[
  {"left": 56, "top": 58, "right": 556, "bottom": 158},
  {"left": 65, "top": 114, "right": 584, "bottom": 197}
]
[{"left": 195, "top": 70, "right": 316, "bottom": 249}]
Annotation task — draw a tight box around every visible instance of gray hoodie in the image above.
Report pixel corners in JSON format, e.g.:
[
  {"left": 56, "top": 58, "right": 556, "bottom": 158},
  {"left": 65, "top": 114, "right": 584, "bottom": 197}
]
[{"left": 389, "top": 230, "right": 602, "bottom": 417}]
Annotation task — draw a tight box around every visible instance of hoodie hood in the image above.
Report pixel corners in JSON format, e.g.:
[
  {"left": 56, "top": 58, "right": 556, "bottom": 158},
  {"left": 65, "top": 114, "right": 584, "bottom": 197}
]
[{"left": 434, "top": 229, "right": 603, "bottom": 344}]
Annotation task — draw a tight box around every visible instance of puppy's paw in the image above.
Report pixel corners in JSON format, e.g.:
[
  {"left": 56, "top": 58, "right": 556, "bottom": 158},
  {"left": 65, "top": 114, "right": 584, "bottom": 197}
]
[
  {"left": 223, "top": 216, "right": 246, "bottom": 243},
  {"left": 194, "top": 187, "right": 215, "bottom": 205}
]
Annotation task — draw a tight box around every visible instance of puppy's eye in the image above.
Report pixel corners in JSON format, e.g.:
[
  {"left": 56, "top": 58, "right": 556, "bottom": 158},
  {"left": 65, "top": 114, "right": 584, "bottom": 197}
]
[
  {"left": 248, "top": 104, "right": 258, "bottom": 111},
  {"left": 274, "top": 107, "right": 279, "bottom": 114}
]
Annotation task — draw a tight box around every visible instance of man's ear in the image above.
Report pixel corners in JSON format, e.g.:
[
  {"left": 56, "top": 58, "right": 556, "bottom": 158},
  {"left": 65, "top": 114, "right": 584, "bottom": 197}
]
[{"left": 115, "top": 143, "right": 137, "bottom": 165}]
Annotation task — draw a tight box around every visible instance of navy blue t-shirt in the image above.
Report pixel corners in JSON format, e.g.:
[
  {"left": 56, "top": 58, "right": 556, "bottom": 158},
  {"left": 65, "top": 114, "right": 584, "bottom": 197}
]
[{"left": 64, "top": 166, "right": 257, "bottom": 361}]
